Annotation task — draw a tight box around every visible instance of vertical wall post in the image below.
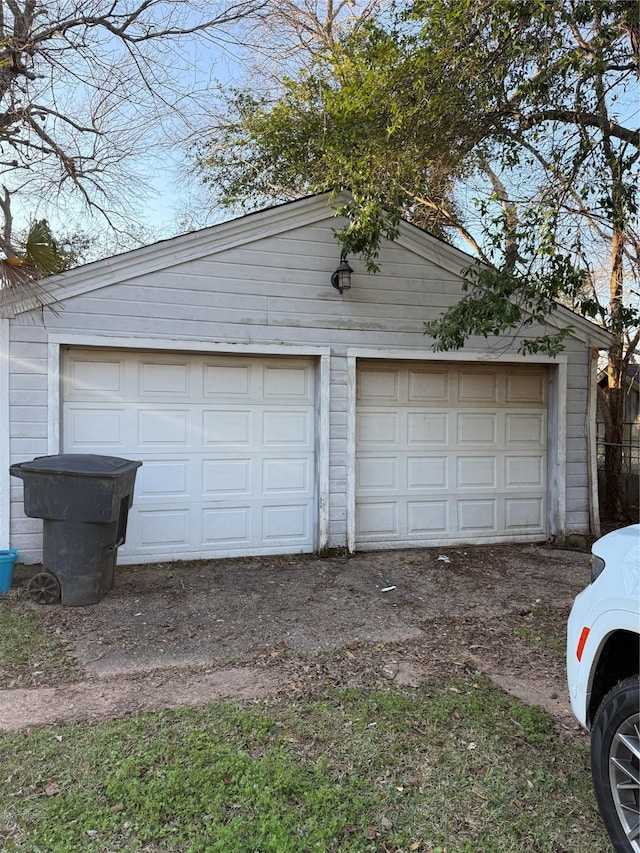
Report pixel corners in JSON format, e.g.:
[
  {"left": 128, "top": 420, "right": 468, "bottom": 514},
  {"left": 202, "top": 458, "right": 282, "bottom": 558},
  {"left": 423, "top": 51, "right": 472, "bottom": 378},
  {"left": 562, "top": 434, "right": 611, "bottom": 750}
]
[
  {"left": 0, "top": 320, "right": 11, "bottom": 547},
  {"left": 587, "top": 347, "right": 601, "bottom": 538},
  {"left": 346, "top": 355, "right": 357, "bottom": 554}
]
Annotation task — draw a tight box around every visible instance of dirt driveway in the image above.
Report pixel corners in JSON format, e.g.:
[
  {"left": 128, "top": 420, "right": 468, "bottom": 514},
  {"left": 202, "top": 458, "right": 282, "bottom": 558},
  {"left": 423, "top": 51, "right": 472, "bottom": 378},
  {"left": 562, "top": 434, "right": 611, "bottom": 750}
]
[{"left": 1, "top": 543, "right": 592, "bottom": 731}]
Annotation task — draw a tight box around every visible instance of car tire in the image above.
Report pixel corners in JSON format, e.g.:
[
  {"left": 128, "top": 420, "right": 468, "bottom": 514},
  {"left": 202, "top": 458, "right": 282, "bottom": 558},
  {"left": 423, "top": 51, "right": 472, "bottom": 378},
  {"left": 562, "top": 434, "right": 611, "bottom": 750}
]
[{"left": 591, "top": 675, "right": 640, "bottom": 853}]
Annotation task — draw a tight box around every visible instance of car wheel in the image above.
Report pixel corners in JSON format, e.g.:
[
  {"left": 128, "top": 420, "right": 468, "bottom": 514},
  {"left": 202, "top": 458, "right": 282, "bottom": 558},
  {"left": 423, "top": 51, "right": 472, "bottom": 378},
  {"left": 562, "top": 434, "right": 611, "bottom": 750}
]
[{"left": 591, "top": 676, "right": 640, "bottom": 853}]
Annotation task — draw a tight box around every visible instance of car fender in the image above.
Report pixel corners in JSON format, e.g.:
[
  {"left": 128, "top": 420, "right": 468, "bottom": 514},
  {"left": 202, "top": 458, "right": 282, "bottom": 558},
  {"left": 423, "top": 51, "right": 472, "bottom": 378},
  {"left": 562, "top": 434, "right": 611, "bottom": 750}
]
[{"left": 568, "top": 600, "right": 639, "bottom": 727}]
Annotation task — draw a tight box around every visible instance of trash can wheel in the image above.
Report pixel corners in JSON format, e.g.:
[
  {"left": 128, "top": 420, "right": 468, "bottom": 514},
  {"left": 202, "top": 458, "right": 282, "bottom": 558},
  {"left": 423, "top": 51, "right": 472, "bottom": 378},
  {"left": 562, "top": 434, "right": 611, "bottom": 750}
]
[{"left": 28, "top": 572, "right": 61, "bottom": 605}]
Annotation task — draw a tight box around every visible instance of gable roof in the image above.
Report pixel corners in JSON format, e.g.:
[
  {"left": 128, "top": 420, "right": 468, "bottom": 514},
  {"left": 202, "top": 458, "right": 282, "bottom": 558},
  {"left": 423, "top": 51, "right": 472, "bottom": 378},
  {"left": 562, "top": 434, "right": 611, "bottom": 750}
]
[
  {"left": 0, "top": 192, "right": 613, "bottom": 348},
  {"left": 1, "top": 193, "right": 477, "bottom": 318}
]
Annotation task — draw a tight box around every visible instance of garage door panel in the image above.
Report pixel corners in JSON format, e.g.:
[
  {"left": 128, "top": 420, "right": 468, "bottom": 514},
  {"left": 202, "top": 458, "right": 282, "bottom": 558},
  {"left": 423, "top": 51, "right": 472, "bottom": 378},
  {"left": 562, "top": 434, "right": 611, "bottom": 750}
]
[
  {"left": 203, "top": 410, "right": 251, "bottom": 445},
  {"left": 457, "top": 499, "right": 497, "bottom": 531},
  {"left": 457, "top": 457, "right": 497, "bottom": 488},
  {"left": 357, "top": 502, "right": 398, "bottom": 536},
  {"left": 263, "top": 366, "right": 312, "bottom": 400},
  {"left": 63, "top": 351, "right": 317, "bottom": 559},
  {"left": 407, "top": 457, "right": 447, "bottom": 489},
  {"left": 263, "top": 410, "right": 312, "bottom": 446},
  {"left": 202, "top": 459, "right": 251, "bottom": 494},
  {"left": 457, "top": 412, "right": 497, "bottom": 444},
  {"left": 65, "top": 358, "right": 125, "bottom": 400},
  {"left": 357, "top": 361, "right": 547, "bottom": 547},
  {"left": 262, "top": 504, "right": 310, "bottom": 541},
  {"left": 505, "top": 412, "right": 545, "bottom": 445},
  {"left": 505, "top": 456, "right": 544, "bottom": 487},
  {"left": 407, "top": 501, "right": 448, "bottom": 533},
  {"left": 358, "top": 412, "right": 398, "bottom": 445},
  {"left": 357, "top": 456, "right": 398, "bottom": 490},
  {"left": 408, "top": 369, "right": 449, "bottom": 402},
  {"left": 407, "top": 412, "right": 448, "bottom": 444},
  {"left": 204, "top": 364, "right": 251, "bottom": 397},
  {"left": 262, "top": 458, "right": 310, "bottom": 493},
  {"left": 505, "top": 497, "right": 544, "bottom": 530},
  {"left": 458, "top": 370, "right": 498, "bottom": 402},
  {"left": 139, "top": 361, "right": 190, "bottom": 396},
  {"left": 139, "top": 508, "right": 190, "bottom": 547},
  {"left": 138, "top": 409, "right": 190, "bottom": 445},
  {"left": 358, "top": 368, "right": 399, "bottom": 400},
  {"left": 138, "top": 460, "right": 190, "bottom": 496},
  {"left": 65, "top": 406, "right": 125, "bottom": 445},
  {"left": 506, "top": 371, "right": 546, "bottom": 403},
  {"left": 202, "top": 506, "right": 251, "bottom": 545}
]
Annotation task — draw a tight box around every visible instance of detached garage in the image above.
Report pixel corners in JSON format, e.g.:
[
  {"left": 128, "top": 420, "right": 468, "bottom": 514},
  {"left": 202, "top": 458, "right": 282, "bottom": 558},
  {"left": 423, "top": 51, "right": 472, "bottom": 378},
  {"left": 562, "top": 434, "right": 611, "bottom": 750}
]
[{"left": 0, "top": 194, "right": 610, "bottom": 565}]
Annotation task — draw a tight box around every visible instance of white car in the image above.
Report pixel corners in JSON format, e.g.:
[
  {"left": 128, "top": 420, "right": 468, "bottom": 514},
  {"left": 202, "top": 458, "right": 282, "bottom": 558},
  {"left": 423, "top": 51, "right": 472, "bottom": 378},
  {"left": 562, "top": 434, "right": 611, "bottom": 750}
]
[{"left": 567, "top": 523, "right": 640, "bottom": 852}]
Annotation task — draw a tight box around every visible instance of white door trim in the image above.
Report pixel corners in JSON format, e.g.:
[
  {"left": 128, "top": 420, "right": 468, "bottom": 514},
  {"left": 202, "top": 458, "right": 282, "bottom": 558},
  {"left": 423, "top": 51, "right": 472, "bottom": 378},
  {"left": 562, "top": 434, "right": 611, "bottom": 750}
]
[
  {"left": 587, "top": 349, "right": 601, "bottom": 538},
  {"left": 48, "top": 334, "right": 331, "bottom": 557},
  {"left": 0, "top": 320, "right": 10, "bottom": 548},
  {"left": 346, "top": 346, "right": 566, "bottom": 365},
  {"left": 346, "top": 355, "right": 357, "bottom": 554},
  {"left": 317, "top": 353, "right": 331, "bottom": 552},
  {"left": 47, "top": 333, "right": 330, "bottom": 359},
  {"left": 547, "top": 361, "right": 567, "bottom": 541}
]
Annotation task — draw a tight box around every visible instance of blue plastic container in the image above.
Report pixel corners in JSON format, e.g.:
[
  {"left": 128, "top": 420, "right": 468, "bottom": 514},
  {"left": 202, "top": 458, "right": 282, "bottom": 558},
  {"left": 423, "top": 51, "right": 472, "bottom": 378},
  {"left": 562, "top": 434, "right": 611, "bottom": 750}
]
[{"left": 0, "top": 550, "right": 18, "bottom": 593}]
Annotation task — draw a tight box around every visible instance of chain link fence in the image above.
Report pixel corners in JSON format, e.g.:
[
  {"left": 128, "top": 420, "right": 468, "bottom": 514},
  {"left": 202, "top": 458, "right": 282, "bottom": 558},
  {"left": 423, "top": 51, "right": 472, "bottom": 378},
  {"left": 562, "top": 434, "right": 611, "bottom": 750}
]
[{"left": 597, "top": 429, "right": 640, "bottom": 517}]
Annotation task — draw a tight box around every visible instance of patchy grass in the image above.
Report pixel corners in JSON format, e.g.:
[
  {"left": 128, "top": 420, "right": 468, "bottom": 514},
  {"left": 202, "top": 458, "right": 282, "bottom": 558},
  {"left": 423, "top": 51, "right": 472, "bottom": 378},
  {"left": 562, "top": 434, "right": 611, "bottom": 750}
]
[
  {"left": 512, "top": 606, "right": 566, "bottom": 661},
  {"left": 0, "top": 592, "right": 79, "bottom": 688},
  {"left": 0, "top": 677, "right": 608, "bottom": 852}
]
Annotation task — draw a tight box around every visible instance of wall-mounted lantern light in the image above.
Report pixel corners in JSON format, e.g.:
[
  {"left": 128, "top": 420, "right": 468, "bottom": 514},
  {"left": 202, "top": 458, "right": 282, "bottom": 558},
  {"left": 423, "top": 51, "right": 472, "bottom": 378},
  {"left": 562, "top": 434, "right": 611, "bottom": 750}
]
[{"left": 331, "top": 257, "right": 353, "bottom": 294}]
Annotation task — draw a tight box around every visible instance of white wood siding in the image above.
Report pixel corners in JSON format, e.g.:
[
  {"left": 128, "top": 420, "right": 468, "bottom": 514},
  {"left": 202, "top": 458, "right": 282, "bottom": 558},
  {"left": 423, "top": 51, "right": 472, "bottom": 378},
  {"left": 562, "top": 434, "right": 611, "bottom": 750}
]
[
  {"left": 7, "top": 326, "right": 51, "bottom": 557},
  {"left": 565, "top": 340, "right": 592, "bottom": 534},
  {"left": 4, "top": 201, "right": 604, "bottom": 561}
]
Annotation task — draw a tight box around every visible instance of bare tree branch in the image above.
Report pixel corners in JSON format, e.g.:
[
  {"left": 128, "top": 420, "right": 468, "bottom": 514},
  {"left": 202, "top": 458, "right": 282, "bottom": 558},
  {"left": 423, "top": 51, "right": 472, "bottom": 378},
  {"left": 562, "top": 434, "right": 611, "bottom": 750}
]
[
  {"left": 514, "top": 109, "right": 639, "bottom": 146},
  {"left": 0, "top": 0, "right": 266, "bottom": 309}
]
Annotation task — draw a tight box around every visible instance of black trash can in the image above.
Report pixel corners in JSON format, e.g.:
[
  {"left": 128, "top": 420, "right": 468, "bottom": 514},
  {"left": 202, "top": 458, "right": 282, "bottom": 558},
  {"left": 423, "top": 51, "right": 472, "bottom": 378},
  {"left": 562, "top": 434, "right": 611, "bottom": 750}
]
[{"left": 10, "top": 454, "right": 142, "bottom": 606}]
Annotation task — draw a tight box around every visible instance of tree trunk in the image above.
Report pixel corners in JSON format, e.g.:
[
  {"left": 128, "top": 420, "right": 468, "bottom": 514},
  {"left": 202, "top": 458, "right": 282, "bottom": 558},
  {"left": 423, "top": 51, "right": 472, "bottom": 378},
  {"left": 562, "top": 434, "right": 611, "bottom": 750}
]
[
  {"left": 601, "top": 379, "right": 627, "bottom": 520},
  {"left": 602, "top": 218, "right": 629, "bottom": 521}
]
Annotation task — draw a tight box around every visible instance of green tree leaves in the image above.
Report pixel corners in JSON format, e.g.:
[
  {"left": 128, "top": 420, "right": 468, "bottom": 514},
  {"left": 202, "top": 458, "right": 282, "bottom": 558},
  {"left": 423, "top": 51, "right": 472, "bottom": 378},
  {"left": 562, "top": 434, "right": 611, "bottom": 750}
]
[{"left": 197, "top": 0, "right": 637, "bottom": 363}]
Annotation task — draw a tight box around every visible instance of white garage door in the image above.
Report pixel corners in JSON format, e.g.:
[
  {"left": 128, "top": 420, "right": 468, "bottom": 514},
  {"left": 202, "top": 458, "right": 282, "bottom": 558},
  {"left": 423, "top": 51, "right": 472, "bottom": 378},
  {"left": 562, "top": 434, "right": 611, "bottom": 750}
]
[
  {"left": 62, "top": 350, "right": 317, "bottom": 561},
  {"left": 356, "top": 361, "right": 548, "bottom": 547}
]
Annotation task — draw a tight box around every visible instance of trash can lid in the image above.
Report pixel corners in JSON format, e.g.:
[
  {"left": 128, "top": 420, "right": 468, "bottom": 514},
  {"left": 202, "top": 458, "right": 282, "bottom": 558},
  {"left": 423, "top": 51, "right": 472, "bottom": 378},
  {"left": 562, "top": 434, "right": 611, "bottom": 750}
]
[{"left": 11, "top": 454, "right": 142, "bottom": 477}]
